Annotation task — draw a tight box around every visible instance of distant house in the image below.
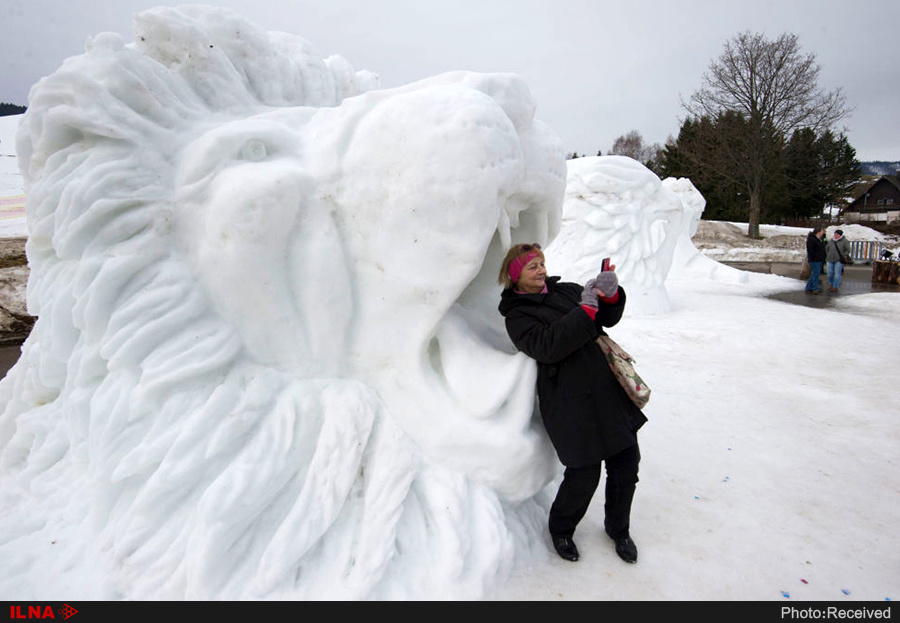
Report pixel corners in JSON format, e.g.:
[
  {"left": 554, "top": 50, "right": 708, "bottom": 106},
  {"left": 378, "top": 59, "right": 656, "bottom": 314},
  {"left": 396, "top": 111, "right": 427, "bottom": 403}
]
[{"left": 842, "top": 175, "right": 900, "bottom": 225}]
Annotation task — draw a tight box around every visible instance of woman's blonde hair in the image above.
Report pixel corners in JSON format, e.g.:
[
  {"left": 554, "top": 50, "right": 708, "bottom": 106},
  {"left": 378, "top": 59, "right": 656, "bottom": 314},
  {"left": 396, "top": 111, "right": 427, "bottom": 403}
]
[{"left": 498, "top": 243, "right": 544, "bottom": 289}]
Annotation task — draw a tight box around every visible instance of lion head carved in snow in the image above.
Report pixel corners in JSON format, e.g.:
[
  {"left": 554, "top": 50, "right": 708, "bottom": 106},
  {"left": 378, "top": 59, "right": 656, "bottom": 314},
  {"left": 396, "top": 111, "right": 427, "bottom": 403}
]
[{"left": 1, "top": 6, "right": 565, "bottom": 599}]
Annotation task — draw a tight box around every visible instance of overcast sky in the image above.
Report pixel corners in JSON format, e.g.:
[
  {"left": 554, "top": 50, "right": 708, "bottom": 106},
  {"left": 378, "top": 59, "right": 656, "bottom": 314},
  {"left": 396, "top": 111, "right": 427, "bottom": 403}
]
[{"left": 1, "top": 0, "right": 897, "bottom": 161}]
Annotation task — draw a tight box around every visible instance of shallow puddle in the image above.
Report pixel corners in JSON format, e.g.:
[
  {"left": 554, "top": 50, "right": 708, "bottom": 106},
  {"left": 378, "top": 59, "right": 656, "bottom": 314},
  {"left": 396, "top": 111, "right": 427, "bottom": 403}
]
[{"left": 721, "top": 261, "right": 900, "bottom": 309}]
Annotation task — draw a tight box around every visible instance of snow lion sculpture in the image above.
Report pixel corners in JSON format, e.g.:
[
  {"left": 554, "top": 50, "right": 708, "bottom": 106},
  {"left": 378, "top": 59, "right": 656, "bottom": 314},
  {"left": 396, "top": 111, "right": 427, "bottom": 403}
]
[{"left": 0, "top": 6, "right": 565, "bottom": 600}]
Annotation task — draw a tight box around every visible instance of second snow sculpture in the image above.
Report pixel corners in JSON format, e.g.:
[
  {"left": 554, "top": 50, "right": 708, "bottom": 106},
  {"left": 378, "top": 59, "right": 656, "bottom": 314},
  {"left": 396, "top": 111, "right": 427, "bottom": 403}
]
[
  {"left": 0, "top": 6, "right": 565, "bottom": 599},
  {"left": 548, "top": 155, "right": 707, "bottom": 315}
]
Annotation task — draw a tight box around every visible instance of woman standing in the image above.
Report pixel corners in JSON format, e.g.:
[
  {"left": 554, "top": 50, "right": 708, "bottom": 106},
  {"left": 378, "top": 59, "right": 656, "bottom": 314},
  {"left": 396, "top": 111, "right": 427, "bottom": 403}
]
[
  {"left": 497, "top": 243, "right": 647, "bottom": 564},
  {"left": 825, "top": 229, "right": 852, "bottom": 292},
  {"left": 805, "top": 227, "right": 827, "bottom": 294}
]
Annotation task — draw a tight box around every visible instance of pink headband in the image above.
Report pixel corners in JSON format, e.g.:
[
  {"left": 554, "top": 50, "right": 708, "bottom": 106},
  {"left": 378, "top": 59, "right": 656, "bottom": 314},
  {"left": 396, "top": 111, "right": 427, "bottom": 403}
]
[{"left": 509, "top": 251, "right": 541, "bottom": 283}]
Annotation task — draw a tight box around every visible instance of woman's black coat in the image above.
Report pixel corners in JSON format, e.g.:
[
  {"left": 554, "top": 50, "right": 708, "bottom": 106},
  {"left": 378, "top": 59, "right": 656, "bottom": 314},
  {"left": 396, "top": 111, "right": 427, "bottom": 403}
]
[
  {"left": 499, "top": 276, "right": 646, "bottom": 467},
  {"left": 807, "top": 232, "right": 826, "bottom": 262}
]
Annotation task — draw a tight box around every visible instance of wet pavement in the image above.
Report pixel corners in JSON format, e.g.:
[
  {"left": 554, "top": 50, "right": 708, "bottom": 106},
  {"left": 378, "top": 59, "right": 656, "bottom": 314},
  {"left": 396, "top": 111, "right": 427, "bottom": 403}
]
[
  {"left": 0, "top": 341, "right": 22, "bottom": 381},
  {"left": 722, "top": 261, "right": 900, "bottom": 309}
]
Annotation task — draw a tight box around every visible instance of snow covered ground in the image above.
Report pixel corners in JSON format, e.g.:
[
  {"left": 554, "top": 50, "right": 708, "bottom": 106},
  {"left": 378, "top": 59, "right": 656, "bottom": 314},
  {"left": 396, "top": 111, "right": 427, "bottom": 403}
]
[
  {"left": 0, "top": 114, "right": 24, "bottom": 198},
  {"left": 491, "top": 267, "right": 900, "bottom": 601},
  {"left": 0, "top": 114, "right": 27, "bottom": 242}
]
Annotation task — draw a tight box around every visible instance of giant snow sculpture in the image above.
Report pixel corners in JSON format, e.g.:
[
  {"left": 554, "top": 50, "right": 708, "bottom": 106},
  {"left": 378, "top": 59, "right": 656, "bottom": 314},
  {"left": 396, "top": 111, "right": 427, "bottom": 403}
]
[
  {"left": 663, "top": 177, "right": 754, "bottom": 285},
  {"left": 547, "top": 156, "right": 753, "bottom": 309},
  {"left": 0, "top": 5, "right": 565, "bottom": 600},
  {"left": 547, "top": 155, "right": 707, "bottom": 315}
]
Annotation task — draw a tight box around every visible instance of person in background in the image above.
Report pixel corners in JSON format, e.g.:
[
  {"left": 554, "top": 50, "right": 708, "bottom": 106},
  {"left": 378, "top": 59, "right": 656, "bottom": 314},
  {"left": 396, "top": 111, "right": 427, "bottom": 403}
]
[
  {"left": 805, "top": 226, "right": 827, "bottom": 294},
  {"left": 497, "top": 243, "right": 647, "bottom": 564},
  {"left": 826, "top": 229, "right": 852, "bottom": 292}
]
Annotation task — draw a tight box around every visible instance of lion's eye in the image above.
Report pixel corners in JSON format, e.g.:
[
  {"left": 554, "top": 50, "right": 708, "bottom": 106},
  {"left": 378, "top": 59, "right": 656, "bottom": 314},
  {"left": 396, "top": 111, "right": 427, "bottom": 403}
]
[{"left": 239, "top": 139, "right": 268, "bottom": 161}]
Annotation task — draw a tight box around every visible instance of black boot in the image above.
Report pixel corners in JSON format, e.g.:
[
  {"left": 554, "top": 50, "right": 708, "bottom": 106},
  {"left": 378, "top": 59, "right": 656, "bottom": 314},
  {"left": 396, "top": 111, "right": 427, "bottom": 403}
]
[
  {"left": 611, "top": 535, "right": 638, "bottom": 563},
  {"left": 551, "top": 535, "right": 580, "bottom": 562}
]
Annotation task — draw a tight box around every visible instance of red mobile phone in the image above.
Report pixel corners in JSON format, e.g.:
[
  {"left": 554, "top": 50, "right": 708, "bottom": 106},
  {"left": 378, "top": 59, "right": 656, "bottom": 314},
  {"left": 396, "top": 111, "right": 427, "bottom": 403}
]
[{"left": 601, "top": 258, "right": 611, "bottom": 272}]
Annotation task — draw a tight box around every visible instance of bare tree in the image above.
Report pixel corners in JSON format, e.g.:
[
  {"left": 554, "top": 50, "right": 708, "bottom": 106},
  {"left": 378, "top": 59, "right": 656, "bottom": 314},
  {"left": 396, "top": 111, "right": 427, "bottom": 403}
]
[
  {"left": 609, "top": 130, "right": 644, "bottom": 160},
  {"left": 609, "top": 130, "right": 661, "bottom": 167},
  {"left": 682, "top": 32, "right": 850, "bottom": 238}
]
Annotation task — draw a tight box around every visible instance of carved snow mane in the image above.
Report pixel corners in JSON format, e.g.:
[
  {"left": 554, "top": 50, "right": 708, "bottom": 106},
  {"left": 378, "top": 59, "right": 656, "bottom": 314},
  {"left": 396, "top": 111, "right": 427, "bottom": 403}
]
[{"left": 0, "top": 6, "right": 566, "bottom": 599}]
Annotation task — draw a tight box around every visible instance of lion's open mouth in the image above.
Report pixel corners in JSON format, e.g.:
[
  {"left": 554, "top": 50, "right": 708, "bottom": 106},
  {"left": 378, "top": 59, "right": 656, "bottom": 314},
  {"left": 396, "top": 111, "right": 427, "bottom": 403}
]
[
  {"left": 430, "top": 190, "right": 560, "bottom": 399},
  {"left": 402, "top": 194, "right": 562, "bottom": 500}
]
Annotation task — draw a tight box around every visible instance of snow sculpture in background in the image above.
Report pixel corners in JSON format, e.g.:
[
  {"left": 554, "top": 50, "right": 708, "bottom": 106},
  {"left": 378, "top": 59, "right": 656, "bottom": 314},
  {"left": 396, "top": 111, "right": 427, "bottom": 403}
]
[
  {"left": 548, "top": 155, "right": 705, "bottom": 315},
  {"left": 0, "top": 6, "right": 565, "bottom": 600},
  {"left": 664, "top": 177, "right": 754, "bottom": 285}
]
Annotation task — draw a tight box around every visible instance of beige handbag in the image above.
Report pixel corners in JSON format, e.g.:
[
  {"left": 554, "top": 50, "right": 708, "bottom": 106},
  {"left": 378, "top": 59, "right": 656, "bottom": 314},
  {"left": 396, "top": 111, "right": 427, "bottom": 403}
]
[{"left": 596, "top": 335, "right": 651, "bottom": 409}]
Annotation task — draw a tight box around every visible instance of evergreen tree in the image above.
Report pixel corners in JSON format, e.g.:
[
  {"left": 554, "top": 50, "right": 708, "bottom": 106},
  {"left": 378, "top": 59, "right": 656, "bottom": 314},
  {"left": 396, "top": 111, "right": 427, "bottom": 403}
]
[
  {"left": 662, "top": 116, "right": 860, "bottom": 224},
  {"left": 657, "top": 114, "right": 752, "bottom": 222},
  {"left": 0, "top": 103, "right": 27, "bottom": 117}
]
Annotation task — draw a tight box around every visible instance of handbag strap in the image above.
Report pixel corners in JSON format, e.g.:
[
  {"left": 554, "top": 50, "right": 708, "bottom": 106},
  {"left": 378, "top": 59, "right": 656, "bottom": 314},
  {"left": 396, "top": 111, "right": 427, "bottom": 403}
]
[
  {"left": 597, "top": 335, "right": 634, "bottom": 362},
  {"left": 831, "top": 240, "right": 846, "bottom": 262}
]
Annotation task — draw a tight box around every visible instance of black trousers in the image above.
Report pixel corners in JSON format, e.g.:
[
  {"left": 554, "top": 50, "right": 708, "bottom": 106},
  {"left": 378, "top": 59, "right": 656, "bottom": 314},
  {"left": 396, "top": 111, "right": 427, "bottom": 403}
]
[{"left": 548, "top": 442, "right": 640, "bottom": 540}]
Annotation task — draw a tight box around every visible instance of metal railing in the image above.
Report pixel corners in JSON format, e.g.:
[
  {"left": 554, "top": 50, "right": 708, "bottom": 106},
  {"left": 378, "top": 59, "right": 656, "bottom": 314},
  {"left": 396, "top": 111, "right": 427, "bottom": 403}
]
[{"left": 848, "top": 240, "right": 883, "bottom": 263}]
